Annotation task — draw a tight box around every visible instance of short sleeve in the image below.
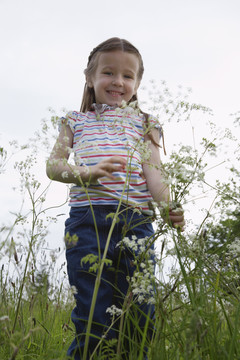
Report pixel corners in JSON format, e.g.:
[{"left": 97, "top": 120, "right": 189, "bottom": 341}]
[
  {"left": 147, "top": 114, "right": 163, "bottom": 139},
  {"left": 58, "top": 111, "right": 81, "bottom": 133}
]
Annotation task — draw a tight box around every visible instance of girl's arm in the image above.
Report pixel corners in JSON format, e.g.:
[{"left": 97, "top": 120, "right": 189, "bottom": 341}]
[
  {"left": 143, "top": 129, "right": 185, "bottom": 229},
  {"left": 143, "top": 129, "right": 169, "bottom": 204},
  {"left": 46, "top": 123, "right": 126, "bottom": 184}
]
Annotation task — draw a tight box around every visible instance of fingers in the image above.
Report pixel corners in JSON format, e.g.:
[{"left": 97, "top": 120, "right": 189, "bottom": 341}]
[
  {"left": 169, "top": 211, "right": 185, "bottom": 231},
  {"left": 92, "top": 156, "right": 127, "bottom": 180},
  {"left": 103, "top": 156, "right": 127, "bottom": 167},
  {"left": 166, "top": 207, "right": 185, "bottom": 231},
  {"left": 101, "top": 157, "right": 126, "bottom": 177}
]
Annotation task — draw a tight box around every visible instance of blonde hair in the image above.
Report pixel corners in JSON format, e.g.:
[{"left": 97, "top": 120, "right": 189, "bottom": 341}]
[{"left": 80, "top": 37, "right": 144, "bottom": 112}]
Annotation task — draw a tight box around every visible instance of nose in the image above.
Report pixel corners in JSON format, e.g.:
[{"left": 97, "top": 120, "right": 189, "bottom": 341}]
[{"left": 112, "top": 75, "right": 123, "bottom": 87}]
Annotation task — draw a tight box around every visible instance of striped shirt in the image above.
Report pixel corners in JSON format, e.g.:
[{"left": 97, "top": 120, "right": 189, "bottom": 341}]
[{"left": 62, "top": 104, "right": 162, "bottom": 214}]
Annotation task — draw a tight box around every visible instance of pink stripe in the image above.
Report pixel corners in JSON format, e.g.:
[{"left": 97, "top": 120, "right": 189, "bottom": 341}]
[
  {"left": 82, "top": 154, "right": 140, "bottom": 162},
  {"left": 79, "top": 131, "right": 139, "bottom": 139},
  {"left": 102, "top": 181, "right": 146, "bottom": 187}
]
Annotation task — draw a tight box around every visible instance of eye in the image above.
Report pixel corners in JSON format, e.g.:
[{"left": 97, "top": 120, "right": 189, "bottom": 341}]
[
  {"left": 104, "top": 71, "right": 113, "bottom": 76},
  {"left": 124, "top": 74, "right": 133, "bottom": 79}
]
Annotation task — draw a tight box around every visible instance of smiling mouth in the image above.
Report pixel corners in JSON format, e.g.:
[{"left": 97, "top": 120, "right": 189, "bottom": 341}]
[{"left": 107, "top": 90, "right": 124, "bottom": 97}]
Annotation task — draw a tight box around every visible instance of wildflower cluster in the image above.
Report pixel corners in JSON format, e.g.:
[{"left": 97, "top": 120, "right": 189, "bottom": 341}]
[
  {"left": 135, "top": 140, "right": 152, "bottom": 163},
  {"left": 1, "top": 81, "right": 240, "bottom": 359},
  {"left": 144, "top": 79, "right": 213, "bottom": 124},
  {"left": 106, "top": 304, "right": 123, "bottom": 318},
  {"left": 160, "top": 144, "right": 208, "bottom": 204},
  {"left": 117, "top": 100, "right": 140, "bottom": 116},
  {"left": 129, "top": 259, "right": 156, "bottom": 305},
  {"left": 227, "top": 238, "right": 240, "bottom": 256},
  {"left": 118, "top": 235, "right": 156, "bottom": 305}
]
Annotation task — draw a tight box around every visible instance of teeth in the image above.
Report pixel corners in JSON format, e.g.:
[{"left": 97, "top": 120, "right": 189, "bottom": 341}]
[{"left": 108, "top": 91, "right": 122, "bottom": 96}]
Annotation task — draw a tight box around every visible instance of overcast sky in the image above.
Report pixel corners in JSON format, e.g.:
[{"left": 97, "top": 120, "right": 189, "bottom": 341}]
[
  {"left": 1, "top": 0, "right": 240, "bottom": 256},
  {"left": 1, "top": 0, "right": 240, "bottom": 137}
]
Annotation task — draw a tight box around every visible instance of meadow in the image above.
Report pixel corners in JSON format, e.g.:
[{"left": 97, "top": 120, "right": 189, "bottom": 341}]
[{"left": 1, "top": 84, "right": 240, "bottom": 359}]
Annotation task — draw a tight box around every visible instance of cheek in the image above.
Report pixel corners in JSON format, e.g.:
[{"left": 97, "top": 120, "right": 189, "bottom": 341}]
[{"left": 95, "top": 79, "right": 108, "bottom": 91}]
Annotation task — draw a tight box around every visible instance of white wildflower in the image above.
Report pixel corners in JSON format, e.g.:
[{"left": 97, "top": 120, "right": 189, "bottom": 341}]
[
  {"left": 120, "top": 100, "right": 128, "bottom": 108},
  {"left": 73, "top": 169, "right": 80, "bottom": 178},
  {"left": 47, "top": 158, "right": 58, "bottom": 166},
  {"left": 161, "top": 178, "right": 173, "bottom": 185},
  {"left": 55, "top": 141, "right": 62, "bottom": 150},
  {"left": 71, "top": 285, "right": 78, "bottom": 295},
  {"left": 106, "top": 305, "right": 123, "bottom": 317},
  {"left": 83, "top": 165, "right": 90, "bottom": 175},
  {"left": 129, "top": 100, "right": 138, "bottom": 109},
  {"left": 118, "top": 235, "right": 153, "bottom": 256},
  {"left": 159, "top": 200, "right": 169, "bottom": 208},
  {"left": 63, "top": 135, "right": 70, "bottom": 143},
  {"left": 137, "top": 295, "right": 145, "bottom": 303},
  {"left": 227, "top": 238, "right": 240, "bottom": 255},
  {"left": 117, "top": 100, "right": 140, "bottom": 116},
  {"left": 137, "top": 238, "right": 145, "bottom": 246},
  {"left": 61, "top": 171, "right": 69, "bottom": 179},
  {"left": 116, "top": 235, "right": 156, "bottom": 305},
  {"left": 0, "top": 315, "right": 9, "bottom": 322}
]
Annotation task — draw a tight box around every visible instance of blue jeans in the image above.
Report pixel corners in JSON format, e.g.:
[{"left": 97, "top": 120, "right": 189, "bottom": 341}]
[{"left": 65, "top": 205, "right": 155, "bottom": 359}]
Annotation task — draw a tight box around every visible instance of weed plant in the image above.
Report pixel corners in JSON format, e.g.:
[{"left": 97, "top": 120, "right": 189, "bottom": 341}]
[{"left": 0, "top": 83, "right": 240, "bottom": 359}]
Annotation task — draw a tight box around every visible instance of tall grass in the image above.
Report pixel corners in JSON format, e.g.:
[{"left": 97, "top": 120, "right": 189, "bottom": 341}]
[{"left": 1, "top": 85, "right": 240, "bottom": 359}]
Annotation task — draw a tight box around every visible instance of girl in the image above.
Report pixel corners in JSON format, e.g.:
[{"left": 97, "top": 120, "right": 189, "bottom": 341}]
[{"left": 46, "top": 37, "right": 184, "bottom": 359}]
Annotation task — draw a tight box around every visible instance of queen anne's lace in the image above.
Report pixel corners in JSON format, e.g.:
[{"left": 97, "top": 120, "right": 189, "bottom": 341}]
[{"left": 118, "top": 235, "right": 156, "bottom": 304}]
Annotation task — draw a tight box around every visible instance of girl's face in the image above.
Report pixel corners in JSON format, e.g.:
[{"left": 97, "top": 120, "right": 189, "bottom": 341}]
[{"left": 87, "top": 50, "right": 140, "bottom": 106}]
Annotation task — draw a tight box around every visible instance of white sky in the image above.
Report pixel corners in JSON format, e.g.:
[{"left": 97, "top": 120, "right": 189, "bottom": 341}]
[
  {"left": 0, "top": 0, "right": 240, "bottom": 261},
  {"left": 1, "top": 0, "right": 240, "bottom": 138}
]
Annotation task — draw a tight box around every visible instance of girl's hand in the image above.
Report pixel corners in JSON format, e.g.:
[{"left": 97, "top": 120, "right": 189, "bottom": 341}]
[
  {"left": 161, "top": 203, "right": 185, "bottom": 231},
  {"left": 88, "top": 156, "right": 127, "bottom": 182},
  {"left": 168, "top": 207, "right": 185, "bottom": 231}
]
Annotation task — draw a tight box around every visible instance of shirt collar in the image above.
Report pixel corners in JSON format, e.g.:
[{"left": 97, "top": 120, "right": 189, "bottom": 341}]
[{"left": 91, "top": 103, "right": 118, "bottom": 114}]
